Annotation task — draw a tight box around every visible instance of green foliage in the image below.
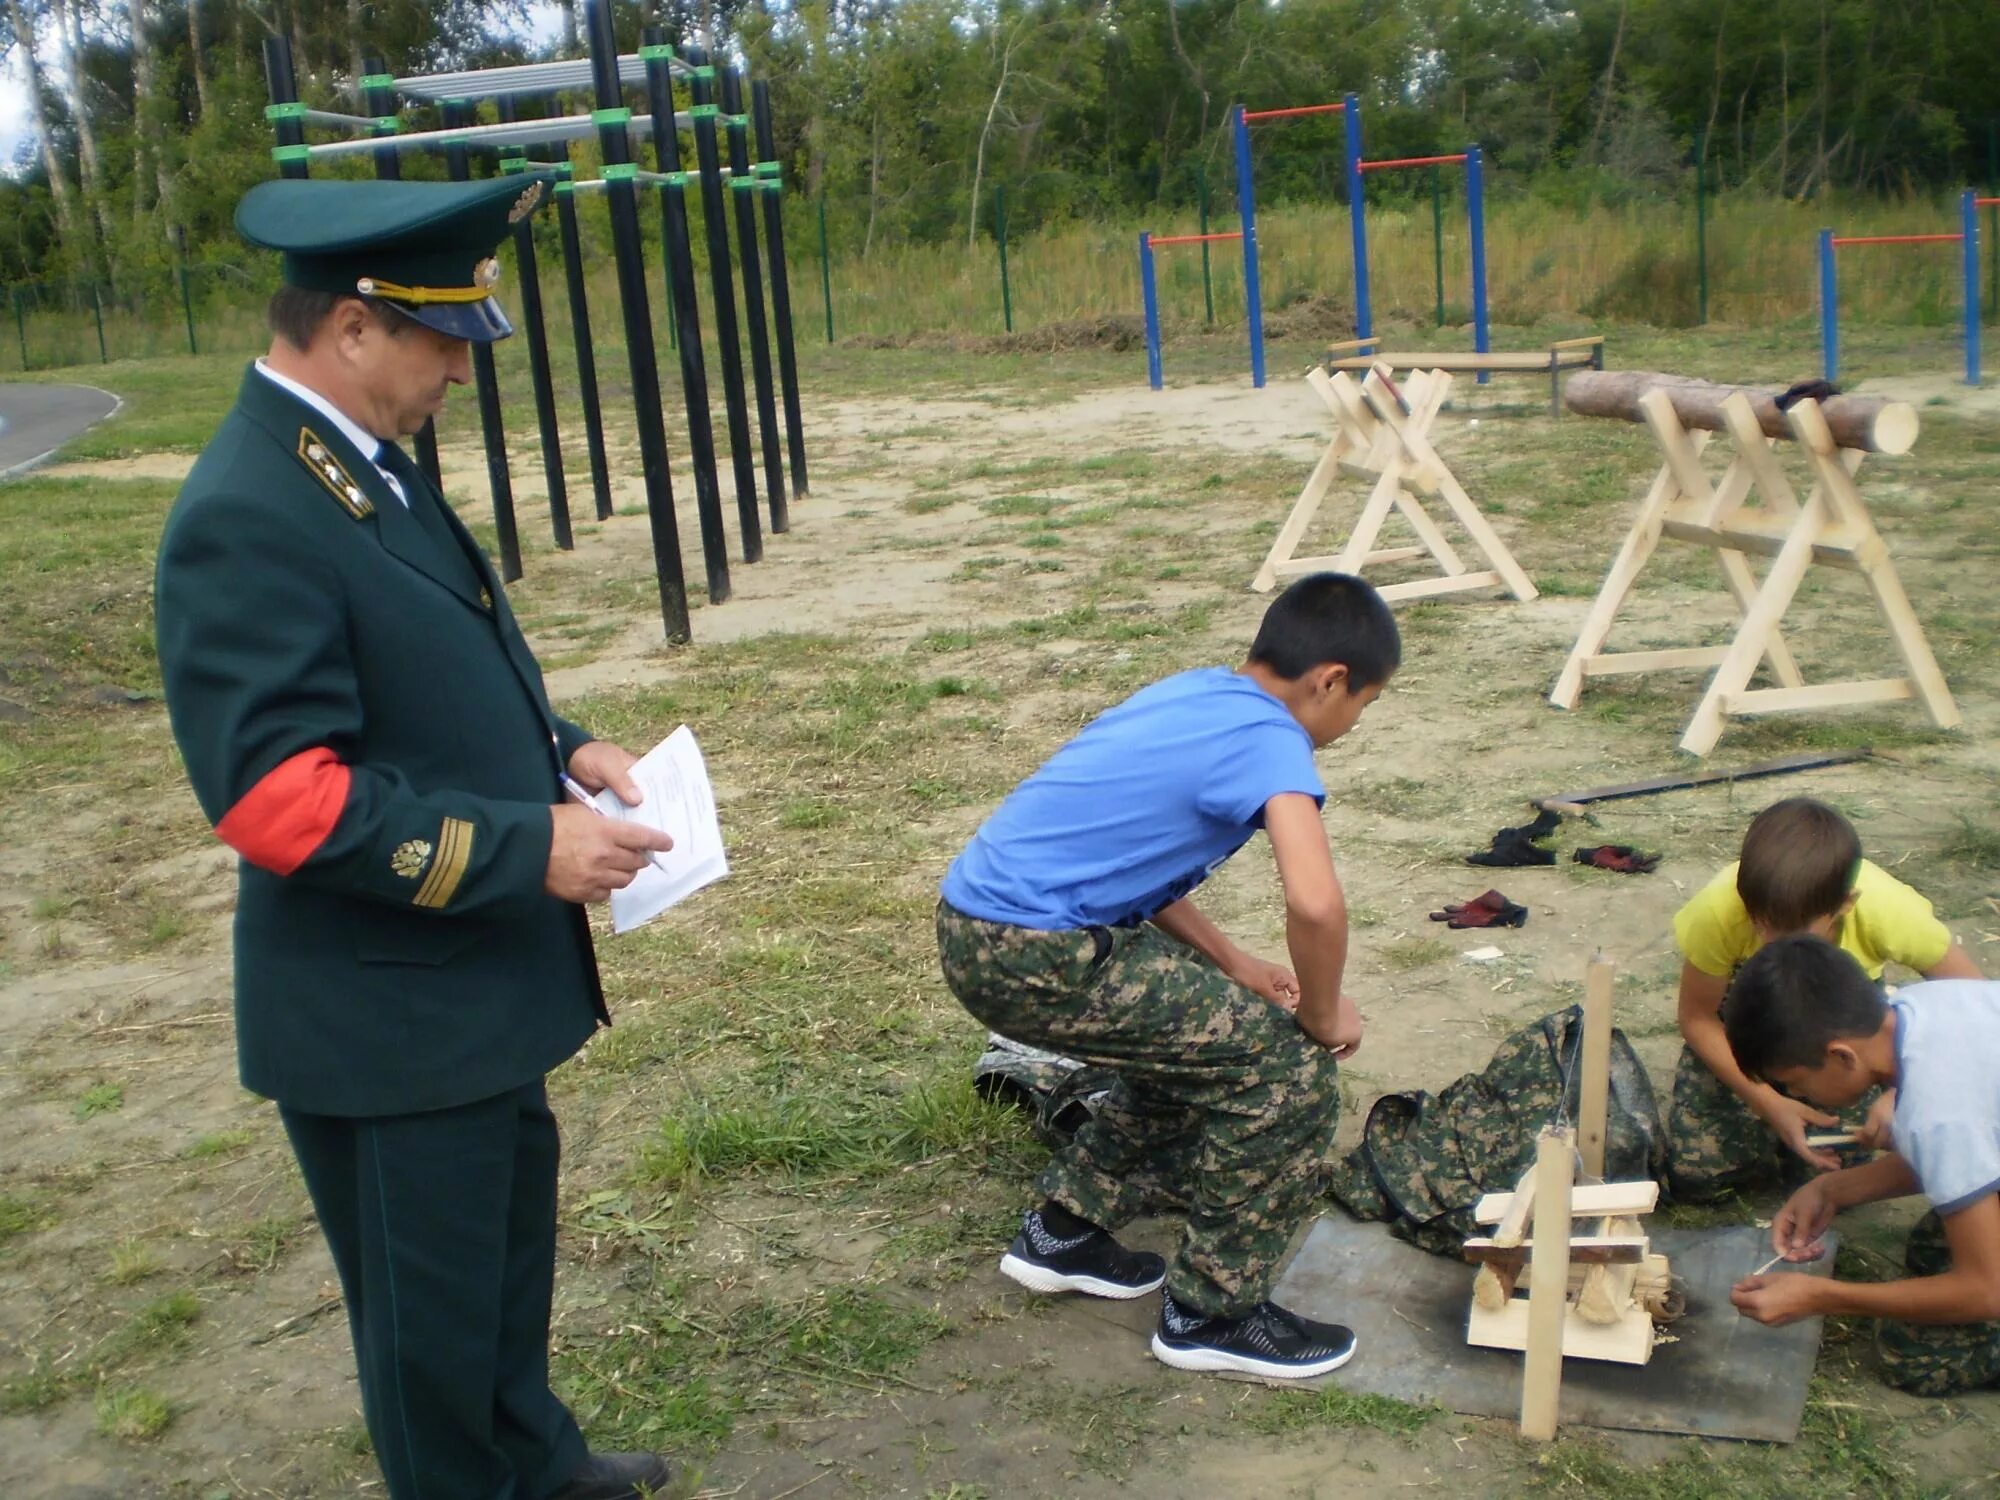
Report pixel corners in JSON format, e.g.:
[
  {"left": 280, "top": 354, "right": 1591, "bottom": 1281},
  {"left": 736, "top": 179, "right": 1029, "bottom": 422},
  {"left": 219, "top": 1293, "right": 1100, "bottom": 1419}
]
[
  {"left": 94, "top": 1386, "right": 173, "bottom": 1442},
  {"left": 75, "top": 1084, "right": 125, "bottom": 1120}
]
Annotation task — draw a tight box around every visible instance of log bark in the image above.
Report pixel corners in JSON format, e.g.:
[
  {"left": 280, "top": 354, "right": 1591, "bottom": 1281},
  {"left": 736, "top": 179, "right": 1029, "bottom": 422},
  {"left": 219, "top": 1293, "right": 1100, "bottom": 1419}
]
[{"left": 1565, "top": 370, "right": 1918, "bottom": 455}]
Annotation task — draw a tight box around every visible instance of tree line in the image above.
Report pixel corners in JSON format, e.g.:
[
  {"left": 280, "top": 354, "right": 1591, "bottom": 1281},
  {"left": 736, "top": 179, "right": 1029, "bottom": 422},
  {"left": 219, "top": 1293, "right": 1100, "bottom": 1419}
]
[{"left": 4, "top": 0, "right": 1996, "bottom": 295}]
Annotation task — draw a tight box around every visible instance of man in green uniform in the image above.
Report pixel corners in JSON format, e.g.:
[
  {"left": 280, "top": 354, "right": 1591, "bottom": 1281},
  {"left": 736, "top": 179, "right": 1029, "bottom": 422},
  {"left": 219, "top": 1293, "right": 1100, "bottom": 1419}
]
[{"left": 155, "top": 176, "right": 679, "bottom": 1500}]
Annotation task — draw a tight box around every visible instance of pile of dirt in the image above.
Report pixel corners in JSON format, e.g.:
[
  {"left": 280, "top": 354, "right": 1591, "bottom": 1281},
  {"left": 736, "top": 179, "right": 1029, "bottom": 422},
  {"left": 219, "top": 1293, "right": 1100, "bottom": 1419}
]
[
  {"left": 1261, "top": 292, "right": 1358, "bottom": 342},
  {"left": 840, "top": 315, "right": 1147, "bottom": 355}
]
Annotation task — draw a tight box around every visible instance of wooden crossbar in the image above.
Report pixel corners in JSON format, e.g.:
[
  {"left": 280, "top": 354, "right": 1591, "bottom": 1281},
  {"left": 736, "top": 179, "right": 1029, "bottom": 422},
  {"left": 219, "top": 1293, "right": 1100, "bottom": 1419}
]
[
  {"left": 1251, "top": 366, "right": 1538, "bottom": 607},
  {"left": 1320, "top": 336, "right": 1607, "bottom": 417},
  {"left": 1552, "top": 382, "right": 1959, "bottom": 756}
]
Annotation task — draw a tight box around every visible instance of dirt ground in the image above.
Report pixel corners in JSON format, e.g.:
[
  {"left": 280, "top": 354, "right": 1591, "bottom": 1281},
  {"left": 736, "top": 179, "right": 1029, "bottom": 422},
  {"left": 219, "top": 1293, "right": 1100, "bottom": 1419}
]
[{"left": 4, "top": 341, "right": 1998, "bottom": 1498}]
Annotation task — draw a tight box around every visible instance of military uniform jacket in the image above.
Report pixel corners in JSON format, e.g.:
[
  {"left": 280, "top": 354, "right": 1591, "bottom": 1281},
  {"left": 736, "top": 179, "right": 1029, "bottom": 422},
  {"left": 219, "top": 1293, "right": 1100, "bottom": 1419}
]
[{"left": 156, "top": 367, "right": 606, "bottom": 1117}]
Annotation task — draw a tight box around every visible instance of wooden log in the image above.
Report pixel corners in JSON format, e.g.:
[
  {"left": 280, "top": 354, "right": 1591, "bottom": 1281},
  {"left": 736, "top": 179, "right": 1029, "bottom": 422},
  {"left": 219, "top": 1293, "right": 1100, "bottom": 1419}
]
[
  {"left": 1577, "top": 954, "right": 1614, "bottom": 1179},
  {"left": 1520, "top": 1127, "right": 1575, "bottom": 1442},
  {"left": 1491, "top": 1164, "right": 1538, "bottom": 1248},
  {"left": 1564, "top": 370, "right": 1918, "bottom": 455}
]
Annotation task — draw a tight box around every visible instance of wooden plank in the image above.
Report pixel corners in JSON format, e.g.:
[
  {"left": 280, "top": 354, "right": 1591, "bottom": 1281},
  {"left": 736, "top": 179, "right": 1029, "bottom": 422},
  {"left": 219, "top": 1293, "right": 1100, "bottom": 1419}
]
[
  {"left": 1720, "top": 679, "right": 1916, "bottom": 715},
  {"left": 1466, "top": 1299, "right": 1657, "bottom": 1366},
  {"left": 1520, "top": 1128, "right": 1575, "bottom": 1441},
  {"left": 1358, "top": 545, "right": 1431, "bottom": 566},
  {"left": 1462, "top": 1236, "right": 1648, "bottom": 1267},
  {"left": 1491, "top": 1165, "right": 1538, "bottom": 1249},
  {"left": 1550, "top": 334, "right": 1607, "bottom": 350},
  {"left": 1326, "top": 349, "right": 1602, "bottom": 373},
  {"left": 1656, "top": 517, "right": 1870, "bottom": 570},
  {"left": 1577, "top": 955, "right": 1614, "bottom": 1180},
  {"left": 1375, "top": 569, "right": 1504, "bottom": 603},
  {"left": 1474, "top": 1181, "right": 1658, "bottom": 1225},
  {"left": 1579, "top": 646, "right": 1730, "bottom": 676}
]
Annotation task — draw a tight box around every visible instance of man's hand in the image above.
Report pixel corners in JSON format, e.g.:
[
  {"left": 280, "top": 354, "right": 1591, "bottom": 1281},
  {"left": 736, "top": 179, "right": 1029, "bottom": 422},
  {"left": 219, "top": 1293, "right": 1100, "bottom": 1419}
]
[
  {"left": 568, "top": 739, "right": 646, "bottom": 806},
  {"left": 1772, "top": 1178, "right": 1838, "bottom": 1261},
  {"left": 1299, "top": 993, "right": 1363, "bottom": 1059},
  {"left": 1731, "top": 1271, "right": 1826, "bottom": 1327},
  {"left": 545, "top": 805, "right": 674, "bottom": 904},
  {"left": 1856, "top": 1088, "right": 1898, "bottom": 1152},
  {"left": 1758, "top": 1092, "right": 1842, "bottom": 1171},
  {"left": 1228, "top": 952, "right": 1301, "bottom": 1012}
]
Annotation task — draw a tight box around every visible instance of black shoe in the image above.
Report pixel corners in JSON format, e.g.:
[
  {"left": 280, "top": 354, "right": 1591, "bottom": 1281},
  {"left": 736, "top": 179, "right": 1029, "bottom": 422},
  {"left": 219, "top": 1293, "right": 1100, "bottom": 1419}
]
[
  {"left": 550, "top": 1451, "right": 679, "bottom": 1500},
  {"left": 1150, "top": 1291, "right": 1357, "bottom": 1379},
  {"left": 998, "top": 1207, "right": 1167, "bottom": 1300}
]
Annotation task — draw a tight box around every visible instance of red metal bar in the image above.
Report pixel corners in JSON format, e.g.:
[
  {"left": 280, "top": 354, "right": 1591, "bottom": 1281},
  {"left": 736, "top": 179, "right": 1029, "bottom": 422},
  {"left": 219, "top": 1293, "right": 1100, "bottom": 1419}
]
[
  {"left": 1977, "top": 196, "right": 2000, "bottom": 208},
  {"left": 1149, "top": 231, "right": 1245, "bottom": 247},
  {"left": 1359, "top": 153, "right": 1469, "bottom": 173},
  {"left": 1241, "top": 103, "right": 1345, "bottom": 123},
  {"left": 1829, "top": 233, "right": 1964, "bottom": 247}
]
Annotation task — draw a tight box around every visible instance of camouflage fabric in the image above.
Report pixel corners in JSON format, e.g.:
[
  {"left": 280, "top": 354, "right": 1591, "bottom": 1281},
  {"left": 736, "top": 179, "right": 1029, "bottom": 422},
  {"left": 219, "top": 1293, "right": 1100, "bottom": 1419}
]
[
  {"left": 936, "top": 901, "right": 1338, "bottom": 1319},
  {"left": 1876, "top": 1210, "right": 2000, "bottom": 1396},
  {"left": 1665, "top": 1044, "right": 1878, "bottom": 1203},
  {"left": 1322, "top": 1006, "right": 1666, "bottom": 1258}
]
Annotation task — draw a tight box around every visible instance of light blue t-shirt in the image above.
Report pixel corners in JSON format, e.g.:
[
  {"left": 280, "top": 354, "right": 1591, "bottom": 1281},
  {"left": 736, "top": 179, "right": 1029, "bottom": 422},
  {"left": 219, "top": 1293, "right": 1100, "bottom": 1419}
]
[
  {"left": 940, "top": 666, "right": 1325, "bottom": 930},
  {"left": 1892, "top": 980, "right": 2000, "bottom": 1216}
]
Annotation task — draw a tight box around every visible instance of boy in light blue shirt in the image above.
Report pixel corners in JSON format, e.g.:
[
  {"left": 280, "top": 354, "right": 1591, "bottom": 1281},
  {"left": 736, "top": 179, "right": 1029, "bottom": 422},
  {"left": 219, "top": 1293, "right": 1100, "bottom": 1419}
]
[
  {"left": 1726, "top": 936, "right": 2000, "bottom": 1394},
  {"left": 937, "top": 573, "right": 1396, "bottom": 1381}
]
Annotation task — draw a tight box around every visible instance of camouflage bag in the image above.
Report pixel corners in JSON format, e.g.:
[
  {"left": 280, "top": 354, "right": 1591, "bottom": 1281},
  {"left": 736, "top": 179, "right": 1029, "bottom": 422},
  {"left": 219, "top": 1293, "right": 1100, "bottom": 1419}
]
[{"left": 1322, "top": 1006, "right": 1667, "bottom": 1257}]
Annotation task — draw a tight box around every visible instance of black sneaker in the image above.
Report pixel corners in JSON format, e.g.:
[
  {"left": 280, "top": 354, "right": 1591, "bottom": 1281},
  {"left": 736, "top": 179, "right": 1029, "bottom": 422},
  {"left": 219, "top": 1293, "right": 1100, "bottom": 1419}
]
[
  {"left": 998, "top": 1208, "right": 1167, "bottom": 1300},
  {"left": 1150, "top": 1291, "right": 1357, "bottom": 1378}
]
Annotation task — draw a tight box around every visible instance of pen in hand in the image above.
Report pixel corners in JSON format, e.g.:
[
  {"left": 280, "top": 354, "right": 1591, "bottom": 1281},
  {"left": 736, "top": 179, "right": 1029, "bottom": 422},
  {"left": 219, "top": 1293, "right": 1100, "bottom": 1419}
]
[{"left": 562, "top": 774, "right": 673, "bottom": 873}]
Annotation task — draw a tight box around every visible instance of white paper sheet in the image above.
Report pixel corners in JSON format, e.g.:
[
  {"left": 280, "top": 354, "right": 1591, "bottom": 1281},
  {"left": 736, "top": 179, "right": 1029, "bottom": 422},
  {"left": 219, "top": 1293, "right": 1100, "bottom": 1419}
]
[{"left": 594, "top": 725, "right": 729, "bottom": 934}]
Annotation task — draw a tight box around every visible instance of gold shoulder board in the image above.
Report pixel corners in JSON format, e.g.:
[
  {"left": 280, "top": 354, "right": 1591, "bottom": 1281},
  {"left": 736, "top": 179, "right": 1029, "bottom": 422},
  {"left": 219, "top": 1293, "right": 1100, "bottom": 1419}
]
[{"left": 295, "top": 428, "right": 374, "bottom": 520}]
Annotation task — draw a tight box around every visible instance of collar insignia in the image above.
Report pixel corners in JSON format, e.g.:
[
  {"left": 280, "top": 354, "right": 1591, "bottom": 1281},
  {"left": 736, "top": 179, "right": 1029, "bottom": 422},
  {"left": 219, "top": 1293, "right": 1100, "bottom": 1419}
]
[{"left": 296, "top": 428, "right": 373, "bottom": 520}]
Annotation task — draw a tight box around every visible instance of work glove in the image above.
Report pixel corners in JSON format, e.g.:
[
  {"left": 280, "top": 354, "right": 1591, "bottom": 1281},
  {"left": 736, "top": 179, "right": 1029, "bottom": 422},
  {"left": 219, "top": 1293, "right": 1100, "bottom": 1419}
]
[
  {"left": 1430, "top": 889, "right": 1529, "bottom": 929},
  {"left": 1572, "top": 844, "right": 1660, "bottom": 875},
  {"left": 1467, "top": 808, "right": 1560, "bottom": 868}
]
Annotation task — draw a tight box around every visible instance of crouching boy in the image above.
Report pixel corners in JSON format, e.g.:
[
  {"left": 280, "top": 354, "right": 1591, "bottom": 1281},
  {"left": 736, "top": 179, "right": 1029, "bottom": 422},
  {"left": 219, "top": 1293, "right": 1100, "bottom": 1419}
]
[
  {"left": 935, "top": 574, "right": 1397, "bottom": 1380},
  {"left": 1726, "top": 936, "right": 2000, "bottom": 1395}
]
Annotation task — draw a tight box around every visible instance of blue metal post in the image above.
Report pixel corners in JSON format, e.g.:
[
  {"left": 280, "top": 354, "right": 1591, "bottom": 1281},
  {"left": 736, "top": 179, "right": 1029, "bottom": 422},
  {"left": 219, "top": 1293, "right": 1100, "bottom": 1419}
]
[
  {"left": 1468, "top": 145, "right": 1490, "bottom": 385},
  {"left": 1235, "top": 106, "right": 1266, "bottom": 388},
  {"left": 1344, "top": 92, "right": 1368, "bottom": 341},
  {"left": 1140, "top": 232, "right": 1164, "bottom": 391},
  {"left": 1819, "top": 229, "right": 1838, "bottom": 383},
  {"left": 1963, "top": 188, "right": 1981, "bottom": 386}
]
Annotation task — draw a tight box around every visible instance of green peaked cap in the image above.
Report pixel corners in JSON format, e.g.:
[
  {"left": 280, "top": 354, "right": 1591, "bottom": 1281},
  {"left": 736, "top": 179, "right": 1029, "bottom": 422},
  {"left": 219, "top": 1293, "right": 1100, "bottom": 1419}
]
[{"left": 235, "top": 175, "right": 555, "bottom": 342}]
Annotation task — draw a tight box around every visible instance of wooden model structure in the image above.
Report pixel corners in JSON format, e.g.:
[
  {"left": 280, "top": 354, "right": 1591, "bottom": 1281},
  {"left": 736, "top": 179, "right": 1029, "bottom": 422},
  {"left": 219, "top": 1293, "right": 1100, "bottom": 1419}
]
[
  {"left": 1319, "top": 334, "right": 1607, "bottom": 418},
  {"left": 1551, "top": 371, "right": 1959, "bottom": 756},
  {"left": 1251, "top": 364, "right": 1539, "bottom": 606},
  {"left": 1459, "top": 956, "right": 1679, "bottom": 1441}
]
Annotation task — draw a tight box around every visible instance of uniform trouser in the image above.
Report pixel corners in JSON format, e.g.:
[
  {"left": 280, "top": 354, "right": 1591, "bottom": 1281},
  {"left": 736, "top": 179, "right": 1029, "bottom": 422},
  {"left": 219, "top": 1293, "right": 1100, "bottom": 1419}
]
[
  {"left": 1664, "top": 1043, "right": 1877, "bottom": 1203},
  {"left": 936, "top": 902, "right": 1339, "bottom": 1319},
  {"left": 280, "top": 1079, "right": 588, "bottom": 1500},
  {"left": 1876, "top": 1210, "right": 2000, "bottom": 1396}
]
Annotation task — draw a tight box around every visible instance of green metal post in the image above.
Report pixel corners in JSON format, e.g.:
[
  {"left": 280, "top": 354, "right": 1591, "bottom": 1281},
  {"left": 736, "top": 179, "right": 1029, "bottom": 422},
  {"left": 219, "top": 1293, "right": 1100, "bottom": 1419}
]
[
  {"left": 12, "top": 287, "right": 26, "bottom": 371},
  {"left": 1198, "top": 164, "right": 1214, "bottom": 326},
  {"left": 90, "top": 283, "right": 106, "bottom": 363},
  {"left": 1695, "top": 131, "right": 1710, "bottom": 324},
  {"left": 996, "top": 182, "right": 1013, "bottom": 333},
  {"left": 817, "top": 197, "right": 834, "bottom": 343},
  {"left": 1430, "top": 164, "right": 1445, "bottom": 326},
  {"left": 1989, "top": 121, "right": 1998, "bottom": 320},
  {"left": 175, "top": 227, "right": 197, "bottom": 355}
]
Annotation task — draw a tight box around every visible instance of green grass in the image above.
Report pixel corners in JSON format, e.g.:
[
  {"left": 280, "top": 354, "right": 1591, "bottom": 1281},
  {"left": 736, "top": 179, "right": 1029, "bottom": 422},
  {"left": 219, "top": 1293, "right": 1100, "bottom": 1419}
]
[
  {"left": 1242, "top": 1386, "right": 1441, "bottom": 1436},
  {"left": 74, "top": 1083, "right": 124, "bottom": 1119},
  {"left": 94, "top": 1385, "right": 173, "bottom": 1442},
  {"left": 0, "top": 1192, "right": 55, "bottom": 1245}
]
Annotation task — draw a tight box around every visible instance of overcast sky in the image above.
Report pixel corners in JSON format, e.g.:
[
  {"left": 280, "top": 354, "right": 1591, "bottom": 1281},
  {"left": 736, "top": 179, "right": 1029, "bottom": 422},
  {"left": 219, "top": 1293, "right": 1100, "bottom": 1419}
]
[{"left": 0, "top": 4, "right": 568, "bottom": 177}]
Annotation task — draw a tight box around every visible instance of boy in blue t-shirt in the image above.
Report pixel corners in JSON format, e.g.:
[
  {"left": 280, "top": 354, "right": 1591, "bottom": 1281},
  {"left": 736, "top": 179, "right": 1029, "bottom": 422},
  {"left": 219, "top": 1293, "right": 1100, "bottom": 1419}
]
[
  {"left": 936, "top": 573, "right": 1397, "bottom": 1380},
  {"left": 1725, "top": 937, "right": 2000, "bottom": 1395}
]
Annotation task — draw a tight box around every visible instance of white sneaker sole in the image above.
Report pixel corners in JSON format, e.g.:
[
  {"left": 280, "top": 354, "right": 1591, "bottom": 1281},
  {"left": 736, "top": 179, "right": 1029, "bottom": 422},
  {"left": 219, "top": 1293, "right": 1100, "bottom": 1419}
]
[
  {"left": 999, "top": 1252, "right": 1165, "bottom": 1300},
  {"left": 1149, "top": 1332, "right": 1357, "bottom": 1379}
]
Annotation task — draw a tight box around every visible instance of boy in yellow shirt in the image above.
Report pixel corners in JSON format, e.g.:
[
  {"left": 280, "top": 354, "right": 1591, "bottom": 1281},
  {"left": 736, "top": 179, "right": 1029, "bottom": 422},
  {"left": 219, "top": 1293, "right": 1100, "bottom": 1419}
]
[{"left": 1668, "top": 797, "right": 1980, "bottom": 1202}]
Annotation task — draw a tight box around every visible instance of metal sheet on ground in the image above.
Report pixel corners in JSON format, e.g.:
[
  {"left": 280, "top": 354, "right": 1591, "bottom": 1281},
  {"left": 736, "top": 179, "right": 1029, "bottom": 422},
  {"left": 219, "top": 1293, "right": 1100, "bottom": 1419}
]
[{"left": 1270, "top": 1215, "right": 1835, "bottom": 1442}]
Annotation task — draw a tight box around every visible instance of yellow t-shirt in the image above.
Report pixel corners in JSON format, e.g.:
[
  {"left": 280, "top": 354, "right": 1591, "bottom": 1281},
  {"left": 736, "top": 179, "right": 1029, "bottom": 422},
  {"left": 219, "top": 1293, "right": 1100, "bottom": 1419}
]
[{"left": 1673, "top": 858, "right": 1952, "bottom": 981}]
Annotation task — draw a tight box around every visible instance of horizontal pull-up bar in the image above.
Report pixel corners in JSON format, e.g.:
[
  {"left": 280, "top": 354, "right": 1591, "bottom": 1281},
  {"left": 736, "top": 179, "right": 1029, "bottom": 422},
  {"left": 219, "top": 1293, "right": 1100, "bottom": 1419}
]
[
  {"left": 1149, "top": 231, "right": 1243, "bottom": 247},
  {"left": 1359, "top": 153, "right": 1469, "bottom": 173},
  {"left": 300, "top": 109, "right": 691, "bottom": 160},
  {"left": 1975, "top": 197, "right": 2000, "bottom": 208},
  {"left": 384, "top": 52, "right": 690, "bottom": 103},
  {"left": 1830, "top": 233, "right": 1963, "bottom": 247},
  {"left": 1242, "top": 102, "right": 1345, "bottom": 123}
]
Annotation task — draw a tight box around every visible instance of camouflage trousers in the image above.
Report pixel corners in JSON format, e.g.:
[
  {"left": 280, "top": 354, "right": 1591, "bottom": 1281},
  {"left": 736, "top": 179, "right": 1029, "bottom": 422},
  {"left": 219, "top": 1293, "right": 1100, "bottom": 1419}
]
[
  {"left": 936, "top": 901, "right": 1339, "bottom": 1318},
  {"left": 1665, "top": 1044, "right": 1876, "bottom": 1203},
  {"left": 1876, "top": 1211, "right": 2000, "bottom": 1396}
]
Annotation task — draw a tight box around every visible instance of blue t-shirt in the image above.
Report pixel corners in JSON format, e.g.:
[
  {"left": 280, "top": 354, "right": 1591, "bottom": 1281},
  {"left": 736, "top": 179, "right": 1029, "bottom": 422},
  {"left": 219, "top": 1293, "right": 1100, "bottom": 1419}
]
[
  {"left": 940, "top": 666, "right": 1325, "bottom": 930},
  {"left": 1891, "top": 980, "right": 2000, "bottom": 1216}
]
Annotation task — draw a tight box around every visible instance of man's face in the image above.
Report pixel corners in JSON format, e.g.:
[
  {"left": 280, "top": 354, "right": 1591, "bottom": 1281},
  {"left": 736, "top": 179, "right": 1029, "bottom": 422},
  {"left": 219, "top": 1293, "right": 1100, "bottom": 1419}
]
[
  {"left": 342, "top": 309, "right": 473, "bottom": 438},
  {"left": 1764, "top": 1051, "right": 1871, "bottom": 1111}
]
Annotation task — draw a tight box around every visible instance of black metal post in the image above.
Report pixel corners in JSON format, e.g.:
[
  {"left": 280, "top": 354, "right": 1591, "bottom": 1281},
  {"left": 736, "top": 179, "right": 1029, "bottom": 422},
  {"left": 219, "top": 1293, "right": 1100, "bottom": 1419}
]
[
  {"left": 583, "top": 0, "right": 695, "bottom": 634},
  {"left": 496, "top": 100, "right": 573, "bottom": 552},
  {"left": 362, "top": 54, "right": 443, "bottom": 493},
  {"left": 683, "top": 45, "right": 761, "bottom": 556},
  {"left": 12, "top": 287, "right": 27, "bottom": 371},
  {"left": 720, "top": 65, "right": 787, "bottom": 534},
  {"left": 752, "top": 79, "right": 809, "bottom": 499},
  {"left": 643, "top": 27, "right": 736, "bottom": 590},
  {"left": 553, "top": 178, "right": 614, "bottom": 520},
  {"left": 442, "top": 99, "right": 524, "bottom": 582},
  {"left": 173, "top": 225, "right": 197, "bottom": 355},
  {"left": 262, "top": 37, "right": 308, "bottom": 180}
]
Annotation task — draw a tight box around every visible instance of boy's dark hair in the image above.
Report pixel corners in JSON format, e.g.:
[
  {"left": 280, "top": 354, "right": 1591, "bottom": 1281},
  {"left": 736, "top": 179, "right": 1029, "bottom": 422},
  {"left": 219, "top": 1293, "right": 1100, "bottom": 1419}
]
[
  {"left": 1736, "top": 797, "right": 1861, "bottom": 931},
  {"left": 1723, "top": 935, "right": 1885, "bottom": 1082},
  {"left": 1247, "top": 572, "right": 1400, "bottom": 688},
  {"left": 267, "top": 287, "right": 413, "bottom": 352}
]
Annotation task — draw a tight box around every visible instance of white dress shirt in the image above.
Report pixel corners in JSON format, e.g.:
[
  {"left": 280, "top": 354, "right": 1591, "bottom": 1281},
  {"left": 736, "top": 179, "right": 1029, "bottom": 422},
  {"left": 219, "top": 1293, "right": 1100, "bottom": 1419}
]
[{"left": 255, "top": 360, "right": 407, "bottom": 507}]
